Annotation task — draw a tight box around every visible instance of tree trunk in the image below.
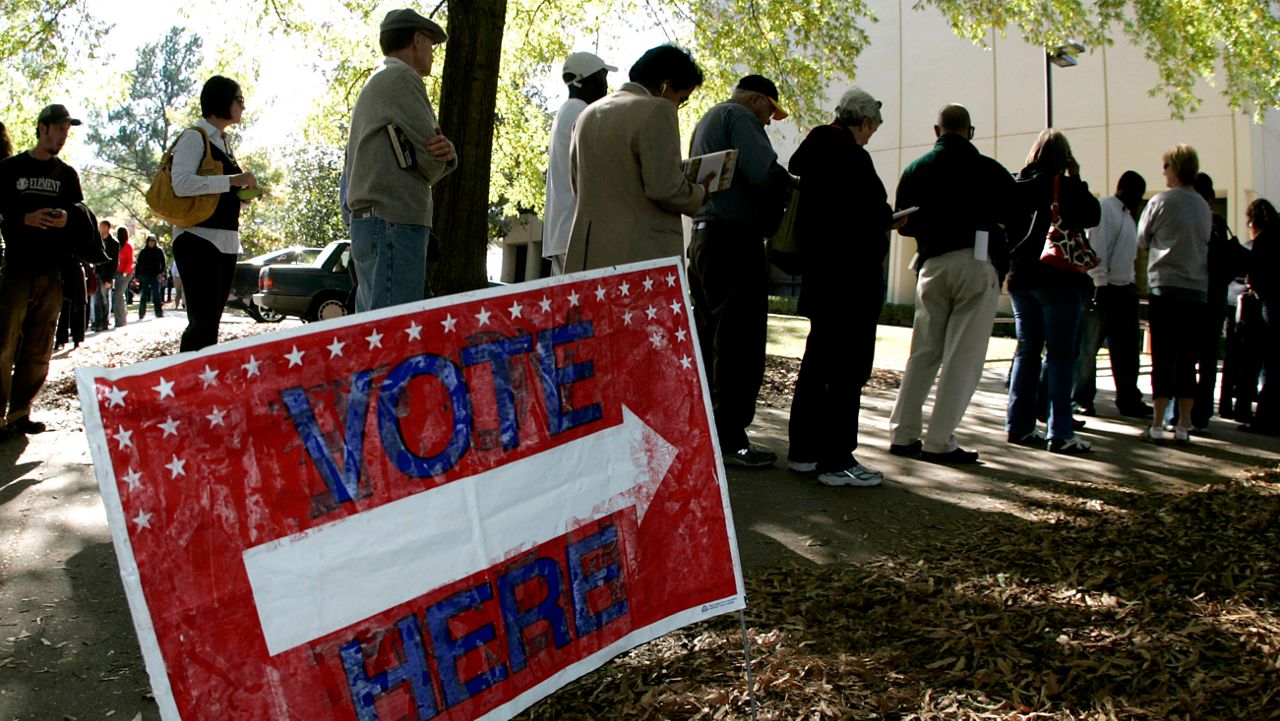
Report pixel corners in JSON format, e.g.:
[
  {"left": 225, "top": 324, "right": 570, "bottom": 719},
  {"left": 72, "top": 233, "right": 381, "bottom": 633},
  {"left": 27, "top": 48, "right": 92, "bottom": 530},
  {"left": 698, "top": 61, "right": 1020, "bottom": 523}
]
[{"left": 430, "top": 0, "right": 507, "bottom": 297}]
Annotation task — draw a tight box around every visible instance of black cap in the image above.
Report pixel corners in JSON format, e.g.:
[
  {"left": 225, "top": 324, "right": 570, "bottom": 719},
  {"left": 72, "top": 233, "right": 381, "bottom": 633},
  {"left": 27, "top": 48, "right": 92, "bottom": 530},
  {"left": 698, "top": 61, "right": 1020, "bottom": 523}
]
[
  {"left": 735, "top": 75, "right": 787, "bottom": 120},
  {"left": 380, "top": 8, "right": 448, "bottom": 43},
  {"left": 38, "top": 104, "right": 82, "bottom": 126}
]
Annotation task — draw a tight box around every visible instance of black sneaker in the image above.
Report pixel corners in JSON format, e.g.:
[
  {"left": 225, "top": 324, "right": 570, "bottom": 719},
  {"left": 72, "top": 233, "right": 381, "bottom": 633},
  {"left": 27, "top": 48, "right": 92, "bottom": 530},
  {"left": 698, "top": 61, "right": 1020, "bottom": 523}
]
[
  {"left": 888, "top": 440, "right": 923, "bottom": 458},
  {"left": 724, "top": 445, "right": 777, "bottom": 468},
  {"left": 9, "top": 417, "right": 46, "bottom": 434},
  {"left": 1049, "top": 436, "right": 1092, "bottom": 454},
  {"left": 920, "top": 447, "right": 980, "bottom": 464}
]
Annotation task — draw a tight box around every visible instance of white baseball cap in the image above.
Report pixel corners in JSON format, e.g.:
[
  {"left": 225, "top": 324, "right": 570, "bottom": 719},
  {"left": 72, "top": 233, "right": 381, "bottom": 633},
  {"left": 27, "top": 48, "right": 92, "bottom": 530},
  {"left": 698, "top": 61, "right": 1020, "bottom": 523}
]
[{"left": 562, "top": 52, "right": 617, "bottom": 87}]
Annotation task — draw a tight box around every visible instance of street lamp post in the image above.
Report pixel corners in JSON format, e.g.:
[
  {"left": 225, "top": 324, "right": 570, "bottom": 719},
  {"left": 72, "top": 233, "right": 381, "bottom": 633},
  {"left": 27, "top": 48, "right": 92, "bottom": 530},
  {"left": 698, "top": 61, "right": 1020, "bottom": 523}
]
[{"left": 1045, "top": 42, "right": 1085, "bottom": 128}]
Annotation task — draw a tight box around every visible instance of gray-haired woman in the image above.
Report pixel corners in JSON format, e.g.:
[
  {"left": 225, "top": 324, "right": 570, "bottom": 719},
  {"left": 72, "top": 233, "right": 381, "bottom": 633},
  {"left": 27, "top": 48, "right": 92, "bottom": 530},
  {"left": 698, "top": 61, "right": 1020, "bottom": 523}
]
[{"left": 786, "top": 87, "right": 905, "bottom": 487}]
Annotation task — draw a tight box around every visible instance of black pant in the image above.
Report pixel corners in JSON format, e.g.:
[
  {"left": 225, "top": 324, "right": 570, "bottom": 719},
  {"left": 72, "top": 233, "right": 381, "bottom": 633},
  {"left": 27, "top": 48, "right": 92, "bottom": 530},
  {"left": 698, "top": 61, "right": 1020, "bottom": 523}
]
[
  {"left": 174, "top": 233, "right": 237, "bottom": 352},
  {"left": 1073, "top": 283, "right": 1143, "bottom": 409},
  {"left": 788, "top": 283, "right": 883, "bottom": 470},
  {"left": 1149, "top": 294, "right": 1205, "bottom": 399},
  {"left": 1258, "top": 298, "right": 1280, "bottom": 427},
  {"left": 55, "top": 299, "right": 86, "bottom": 347},
  {"left": 1191, "top": 295, "right": 1228, "bottom": 426},
  {"left": 687, "top": 221, "right": 769, "bottom": 451}
]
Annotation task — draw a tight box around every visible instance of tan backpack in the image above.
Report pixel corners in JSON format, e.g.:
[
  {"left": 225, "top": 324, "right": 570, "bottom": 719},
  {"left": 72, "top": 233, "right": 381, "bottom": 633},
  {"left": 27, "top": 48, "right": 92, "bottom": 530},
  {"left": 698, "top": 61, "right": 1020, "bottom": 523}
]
[{"left": 145, "top": 127, "right": 222, "bottom": 226}]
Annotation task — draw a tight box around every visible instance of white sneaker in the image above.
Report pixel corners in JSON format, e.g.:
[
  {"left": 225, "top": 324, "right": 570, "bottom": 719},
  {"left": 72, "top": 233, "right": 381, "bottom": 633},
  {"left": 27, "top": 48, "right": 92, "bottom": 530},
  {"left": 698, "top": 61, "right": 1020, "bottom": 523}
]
[
  {"left": 817, "top": 463, "right": 884, "bottom": 487},
  {"left": 1145, "top": 426, "right": 1169, "bottom": 443}
]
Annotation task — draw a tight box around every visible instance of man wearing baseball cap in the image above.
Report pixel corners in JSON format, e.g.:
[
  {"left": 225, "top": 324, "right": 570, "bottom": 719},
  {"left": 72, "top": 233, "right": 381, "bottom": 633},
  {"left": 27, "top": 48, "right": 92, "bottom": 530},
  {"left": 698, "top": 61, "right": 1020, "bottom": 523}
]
[
  {"left": 543, "top": 51, "right": 616, "bottom": 275},
  {"left": 0, "top": 104, "right": 85, "bottom": 437},
  {"left": 344, "top": 8, "right": 458, "bottom": 311},
  {"left": 687, "top": 75, "right": 795, "bottom": 467}
]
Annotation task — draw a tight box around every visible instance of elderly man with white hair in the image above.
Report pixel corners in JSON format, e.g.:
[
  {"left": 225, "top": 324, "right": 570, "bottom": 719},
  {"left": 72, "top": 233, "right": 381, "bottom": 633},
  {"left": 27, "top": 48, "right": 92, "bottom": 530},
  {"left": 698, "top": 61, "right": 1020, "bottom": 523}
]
[{"left": 786, "top": 88, "right": 905, "bottom": 486}]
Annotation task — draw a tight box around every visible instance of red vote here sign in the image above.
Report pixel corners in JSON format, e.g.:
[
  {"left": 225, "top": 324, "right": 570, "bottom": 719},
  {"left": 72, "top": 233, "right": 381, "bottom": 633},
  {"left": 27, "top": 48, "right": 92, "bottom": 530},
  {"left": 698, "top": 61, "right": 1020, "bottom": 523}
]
[{"left": 77, "top": 259, "right": 745, "bottom": 720}]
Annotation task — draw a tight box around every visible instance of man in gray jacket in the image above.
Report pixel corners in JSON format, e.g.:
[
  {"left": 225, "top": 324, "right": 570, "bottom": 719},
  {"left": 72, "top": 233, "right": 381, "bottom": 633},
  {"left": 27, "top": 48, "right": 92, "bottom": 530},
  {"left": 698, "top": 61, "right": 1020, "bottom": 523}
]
[{"left": 344, "top": 8, "right": 458, "bottom": 311}]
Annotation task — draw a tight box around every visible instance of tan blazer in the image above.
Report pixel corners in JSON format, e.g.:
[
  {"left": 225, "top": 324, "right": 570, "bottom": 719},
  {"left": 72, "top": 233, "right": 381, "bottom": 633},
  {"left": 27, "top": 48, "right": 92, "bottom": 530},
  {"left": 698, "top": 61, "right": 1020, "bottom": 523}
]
[{"left": 564, "top": 82, "right": 706, "bottom": 272}]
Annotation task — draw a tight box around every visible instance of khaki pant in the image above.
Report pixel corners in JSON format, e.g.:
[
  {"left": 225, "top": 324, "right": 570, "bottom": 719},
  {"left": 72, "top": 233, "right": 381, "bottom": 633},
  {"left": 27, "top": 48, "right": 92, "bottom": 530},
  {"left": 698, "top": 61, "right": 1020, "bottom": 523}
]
[{"left": 889, "top": 250, "right": 999, "bottom": 453}]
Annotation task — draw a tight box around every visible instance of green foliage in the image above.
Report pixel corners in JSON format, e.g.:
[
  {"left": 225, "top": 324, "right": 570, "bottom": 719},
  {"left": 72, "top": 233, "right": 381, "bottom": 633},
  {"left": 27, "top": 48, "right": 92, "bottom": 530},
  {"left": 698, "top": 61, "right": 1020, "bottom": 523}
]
[
  {"left": 274, "top": 144, "right": 346, "bottom": 250},
  {"left": 921, "top": 0, "right": 1280, "bottom": 119}
]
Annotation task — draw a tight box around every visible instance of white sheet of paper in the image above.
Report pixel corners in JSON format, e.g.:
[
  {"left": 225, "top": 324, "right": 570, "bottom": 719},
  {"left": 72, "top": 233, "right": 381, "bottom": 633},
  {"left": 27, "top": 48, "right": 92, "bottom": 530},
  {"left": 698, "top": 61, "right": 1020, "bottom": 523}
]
[{"left": 973, "top": 230, "right": 989, "bottom": 262}]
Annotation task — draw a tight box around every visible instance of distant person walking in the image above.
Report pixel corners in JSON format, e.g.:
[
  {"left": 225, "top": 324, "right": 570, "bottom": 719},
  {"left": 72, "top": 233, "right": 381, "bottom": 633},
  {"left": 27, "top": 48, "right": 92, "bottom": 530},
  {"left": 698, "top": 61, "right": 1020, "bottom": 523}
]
[
  {"left": 344, "top": 8, "right": 457, "bottom": 311},
  {"left": 543, "top": 52, "right": 614, "bottom": 276},
  {"left": 787, "top": 87, "right": 904, "bottom": 486},
  {"left": 170, "top": 76, "right": 259, "bottom": 350},
  {"left": 135, "top": 236, "right": 166, "bottom": 320},
  {"left": 92, "top": 219, "right": 119, "bottom": 331},
  {"left": 888, "top": 104, "right": 1017, "bottom": 464},
  {"left": 688, "top": 74, "right": 794, "bottom": 469},
  {"left": 1073, "top": 171, "right": 1151, "bottom": 418},
  {"left": 564, "top": 44, "right": 709, "bottom": 272},
  {"left": 1137, "top": 144, "right": 1211, "bottom": 444}
]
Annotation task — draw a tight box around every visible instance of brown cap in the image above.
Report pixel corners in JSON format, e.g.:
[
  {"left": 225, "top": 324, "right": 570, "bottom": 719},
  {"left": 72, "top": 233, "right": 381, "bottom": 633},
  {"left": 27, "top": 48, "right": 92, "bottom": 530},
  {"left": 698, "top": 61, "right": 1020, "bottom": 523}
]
[
  {"left": 380, "top": 8, "right": 448, "bottom": 43},
  {"left": 38, "top": 104, "right": 82, "bottom": 126}
]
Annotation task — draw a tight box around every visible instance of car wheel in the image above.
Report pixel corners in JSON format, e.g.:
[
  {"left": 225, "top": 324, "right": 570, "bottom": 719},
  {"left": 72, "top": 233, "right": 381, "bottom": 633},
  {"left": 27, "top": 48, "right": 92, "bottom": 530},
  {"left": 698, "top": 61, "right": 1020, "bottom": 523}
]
[
  {"left": 248, "top": 302, "right": 286, "bottom": 323},
  {"left": 307, "top": 294, "right": 348, "bottom": 323}
]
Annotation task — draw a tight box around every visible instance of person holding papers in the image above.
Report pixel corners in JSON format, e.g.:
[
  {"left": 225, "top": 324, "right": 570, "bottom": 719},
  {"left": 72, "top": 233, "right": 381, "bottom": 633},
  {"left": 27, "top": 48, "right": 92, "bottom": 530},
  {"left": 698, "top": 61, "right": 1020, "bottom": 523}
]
[
  {"left": 563, "top": 44, "right": 709, "bottom": 272},
  {"left": 786, "top": 87, "right": 903, "bottom": 486},
  {"left": 686, "top": 74, "right": 794, "bottom": 468},
  {"left": 1005, "top": 129, "right": 1100, "bottom": 453},
  {"left": 887, "top": 104, "right": 1018, "bottom": 465}
]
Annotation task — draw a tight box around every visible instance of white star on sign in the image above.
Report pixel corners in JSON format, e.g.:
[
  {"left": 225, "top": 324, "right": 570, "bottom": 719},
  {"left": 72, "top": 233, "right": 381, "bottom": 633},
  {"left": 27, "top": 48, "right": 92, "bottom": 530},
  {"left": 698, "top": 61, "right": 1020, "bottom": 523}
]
[
  {"left": 114, "top": 426, "right": 133, "bottom": 450},
  {"left": 567, "top": 290, "right": 580, "bottom": 307},
  {"left": 405, "top": 321, "right": 423, "bottom": 340},
  {"left": 165, "top": 455, "right": 186, "bottom": 478},
  {"left": 649, "top": 329, "right": 665, "bottom": 349},
  {"left": 242, "top": 356, "right": 261, "bottom": 378},
  {"left": 669, "top": 300, "right": 683, "bottom": 315},
  {"left": 131, "top": 510, "right": 152, "bottom": 530},
  {"left": 105, "top": 386, "right": 128, "bottom": 408},
  {"left": 619, "top": 281, "right": 631, "bottom": 296},
  {"left": 366, "top": 329, "right": 384, "bottom": 349},
  {"left": 642, "top": 276, "right": 655, "bottom": 292},
  {"left": 665, "top": 273, "right": 676, "bottom": 287},
  {"left": 645, "top": 305, "right": 658, "bottom": 320},
  {"left": 441, "top": 314, "right": 458, "bottom": 333},
  {"left": 198, "top": 366, "right": 219, "bottom": 388},
  {"left": 207, "top": 407, "right": 226, "bottom": 427},
  {"left": 538, "top": 297, "right": 552, "bottom": 313},
  {"left": 122, "top": 468, "right": 142, "bottom": 491},
  {"left": 622, "top": 310, "right": 635, "bottom": 326},
  {"left": 285, "top": 346, "right": 306, "bottom": 367},
  {"left": 594, "top": 286, "right": 607, "bottom": 301},
  {"left": 153, "top": 377, "right": 175, "bottom": 400},
  {"left": 679, "top": 355, "right": 693, "bottom": 370},
  {"left": 327, "top": 338, "right": 346, "bottom": 358},
  {"left": 508, "top": 301, "right": 523, "bottom": 319},
  {"left": 676, "top": 328, "right": 688, "bottom": 342},
  {"left": 476, "top": 307, "right": 492, "bottom": 325},
  {"left": 158, "top": 417, "right": 180, "bottom": 437}
]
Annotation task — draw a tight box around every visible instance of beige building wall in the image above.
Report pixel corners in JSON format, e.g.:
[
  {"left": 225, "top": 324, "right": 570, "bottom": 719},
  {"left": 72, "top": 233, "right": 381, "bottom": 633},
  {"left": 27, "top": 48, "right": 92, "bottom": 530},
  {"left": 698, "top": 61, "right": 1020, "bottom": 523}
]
[{"left": 763, "top": 0, "right": 1275, "bottom": 305}]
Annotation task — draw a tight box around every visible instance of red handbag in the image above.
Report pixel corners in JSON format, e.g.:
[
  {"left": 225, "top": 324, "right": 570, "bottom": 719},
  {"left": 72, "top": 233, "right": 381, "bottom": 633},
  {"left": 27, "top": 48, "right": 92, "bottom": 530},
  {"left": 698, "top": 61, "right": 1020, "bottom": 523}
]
[{"left": 1040, "top": 174, "right": 1100, "bottom": 273}]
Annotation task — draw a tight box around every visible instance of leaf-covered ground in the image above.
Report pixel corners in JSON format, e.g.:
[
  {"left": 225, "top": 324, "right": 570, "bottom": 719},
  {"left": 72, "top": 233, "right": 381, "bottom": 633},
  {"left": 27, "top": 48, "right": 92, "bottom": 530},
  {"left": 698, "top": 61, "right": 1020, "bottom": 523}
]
[{"left": 522, "top": 477, "right": 1280, "bottom": 720}]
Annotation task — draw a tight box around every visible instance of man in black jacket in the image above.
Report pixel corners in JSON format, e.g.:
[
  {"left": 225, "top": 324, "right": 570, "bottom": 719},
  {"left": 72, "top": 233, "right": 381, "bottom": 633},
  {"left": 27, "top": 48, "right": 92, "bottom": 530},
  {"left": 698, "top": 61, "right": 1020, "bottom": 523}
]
[
  {"left": 92, "top": 219, "right": 119, "bottom": 331},
  {"left": 888, "top": 104, "right": 1017, "bottom": 464}
]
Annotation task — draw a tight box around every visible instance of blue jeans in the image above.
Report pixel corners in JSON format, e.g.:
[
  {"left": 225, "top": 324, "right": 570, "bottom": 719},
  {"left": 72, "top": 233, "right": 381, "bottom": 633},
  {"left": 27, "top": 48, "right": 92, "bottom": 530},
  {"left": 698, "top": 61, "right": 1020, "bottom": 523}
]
[
  {"left": 1008, "top": 286, "right": 1084, "bottom": 441},
  {"left": 350, "top": 216, "right": 429, "bottom": 313}
]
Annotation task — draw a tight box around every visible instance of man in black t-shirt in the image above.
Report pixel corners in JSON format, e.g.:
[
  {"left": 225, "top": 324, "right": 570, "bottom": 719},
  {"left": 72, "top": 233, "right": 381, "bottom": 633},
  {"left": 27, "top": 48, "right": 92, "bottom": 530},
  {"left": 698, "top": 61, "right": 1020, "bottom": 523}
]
[{"left": 0, "top": 104, "right": 84, "bottom": 436}]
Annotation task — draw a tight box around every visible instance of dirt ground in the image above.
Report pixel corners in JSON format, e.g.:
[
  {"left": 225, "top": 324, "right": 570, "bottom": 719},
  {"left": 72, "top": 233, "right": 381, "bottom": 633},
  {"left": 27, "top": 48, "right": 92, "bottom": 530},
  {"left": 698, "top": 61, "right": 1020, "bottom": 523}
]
[{"left": 2, "top": 311, "right": 1278, "bottom": 720}]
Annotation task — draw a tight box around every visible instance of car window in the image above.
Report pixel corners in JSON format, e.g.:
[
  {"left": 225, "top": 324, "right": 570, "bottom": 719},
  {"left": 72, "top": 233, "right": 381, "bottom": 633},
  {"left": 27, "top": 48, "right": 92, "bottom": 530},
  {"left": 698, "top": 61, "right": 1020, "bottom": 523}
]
[
  {"left": 334, "top": 249, "right": 350, "bottom": 273},
  {"left": 301, "top": 249, "right": 322, "bottom": 264}
]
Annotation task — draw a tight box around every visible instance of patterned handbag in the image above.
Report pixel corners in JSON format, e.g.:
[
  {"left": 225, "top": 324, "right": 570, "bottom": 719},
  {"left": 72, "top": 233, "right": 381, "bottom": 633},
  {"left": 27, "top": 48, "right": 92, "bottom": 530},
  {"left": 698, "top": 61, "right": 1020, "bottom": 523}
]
[{"left": 1040, "top": 174, "right": 1100, "bottom": 273}]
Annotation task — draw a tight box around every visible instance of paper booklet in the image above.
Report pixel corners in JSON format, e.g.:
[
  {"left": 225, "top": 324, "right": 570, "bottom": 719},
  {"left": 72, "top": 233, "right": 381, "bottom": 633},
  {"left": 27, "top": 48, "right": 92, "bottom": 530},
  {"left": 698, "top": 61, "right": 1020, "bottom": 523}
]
[
  {"left": 385, "top": 123, "right": 416, "bottom": 169},
  {"left": 683, "top": 149, "right": 738, "bottom": 193}
]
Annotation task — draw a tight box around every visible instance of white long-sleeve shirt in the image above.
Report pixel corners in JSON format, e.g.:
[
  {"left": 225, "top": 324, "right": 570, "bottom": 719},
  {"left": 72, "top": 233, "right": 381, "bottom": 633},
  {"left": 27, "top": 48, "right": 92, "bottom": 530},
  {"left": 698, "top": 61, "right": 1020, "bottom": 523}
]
[
  {"left": 1086, "top": 194, "right": 1138, "bottom": 287},
  {"left": 543, "top": 98, "right": 587, "bottom": 261},
  {"left": 171, "top": 118, "right": 241, "bottom": 254}
]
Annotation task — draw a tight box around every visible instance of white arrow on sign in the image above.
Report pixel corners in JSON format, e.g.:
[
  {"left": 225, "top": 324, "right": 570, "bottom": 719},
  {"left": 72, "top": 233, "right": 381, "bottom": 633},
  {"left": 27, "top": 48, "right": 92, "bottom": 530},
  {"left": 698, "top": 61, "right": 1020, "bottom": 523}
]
[{"left": 242, "top": 405, "right": 678, "bottom": 656}]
